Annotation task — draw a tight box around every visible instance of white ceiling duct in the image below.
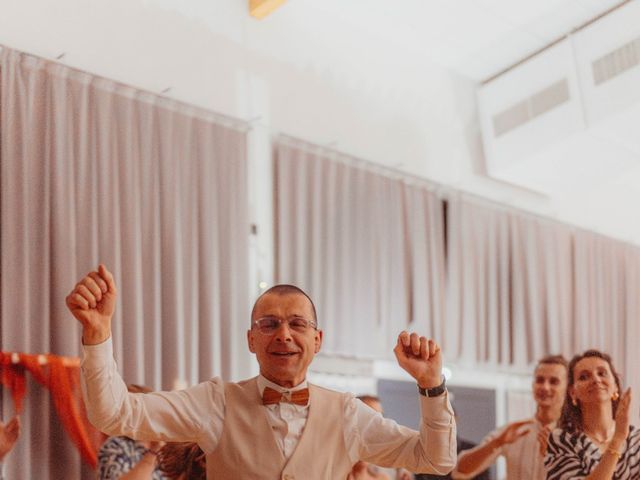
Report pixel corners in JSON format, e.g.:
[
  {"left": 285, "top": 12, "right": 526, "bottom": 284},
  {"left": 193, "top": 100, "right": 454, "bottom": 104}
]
[{"left": 478, "top": 0, "right": 640, "bottom": 193}]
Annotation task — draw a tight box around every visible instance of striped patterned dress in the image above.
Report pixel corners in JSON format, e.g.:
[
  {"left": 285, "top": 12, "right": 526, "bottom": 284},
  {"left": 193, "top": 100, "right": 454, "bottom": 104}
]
[{"left": 545, "top": 425, "right": 640, "bottom": 479}]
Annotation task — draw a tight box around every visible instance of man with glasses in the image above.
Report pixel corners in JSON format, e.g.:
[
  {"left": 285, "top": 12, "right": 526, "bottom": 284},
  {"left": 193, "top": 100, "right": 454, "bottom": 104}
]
[{"left": 69, "top": 265, "right": 456, "bottom": 479}]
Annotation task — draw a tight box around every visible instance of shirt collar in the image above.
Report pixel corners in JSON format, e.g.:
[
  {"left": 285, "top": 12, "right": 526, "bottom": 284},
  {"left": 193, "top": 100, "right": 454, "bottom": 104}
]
[{"left": 257, "top": 374, "right": 308, "bottom": 397}]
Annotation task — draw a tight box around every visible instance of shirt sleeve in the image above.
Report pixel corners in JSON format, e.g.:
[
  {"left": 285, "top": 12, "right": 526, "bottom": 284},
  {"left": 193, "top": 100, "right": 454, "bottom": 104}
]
[
  {"left": 344, "top": 391, "right": 456, "bottom": 475},
  {"left": 451, "top": 427, "right": 503, "bottom": 479},
  {"left": 81, "top": 337, "right": 225, "bottom": 454},
  {"left": 544, "top": 429, "right": 589, "bottom": 480}
]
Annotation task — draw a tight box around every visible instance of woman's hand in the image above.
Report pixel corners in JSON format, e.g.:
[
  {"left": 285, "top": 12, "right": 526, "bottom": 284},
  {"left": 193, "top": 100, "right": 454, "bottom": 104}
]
[{"left": 611, "top": 388, "right": 631, "bottom": 450}]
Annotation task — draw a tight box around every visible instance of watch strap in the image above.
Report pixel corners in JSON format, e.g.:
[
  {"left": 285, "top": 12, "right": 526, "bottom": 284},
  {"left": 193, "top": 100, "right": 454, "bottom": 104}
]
[{"left": 418, "top": 377, "right": 446, "bottom": 397}]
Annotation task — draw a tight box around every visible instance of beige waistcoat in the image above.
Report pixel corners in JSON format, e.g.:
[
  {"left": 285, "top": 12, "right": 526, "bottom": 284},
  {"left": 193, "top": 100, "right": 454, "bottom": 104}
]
[{"left": 207, "top": 377, "right": 353, "bottom": 480}]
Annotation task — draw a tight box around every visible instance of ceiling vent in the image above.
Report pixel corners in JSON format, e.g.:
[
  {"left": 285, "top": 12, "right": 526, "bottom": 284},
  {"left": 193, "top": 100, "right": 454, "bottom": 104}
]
[
  {"left": 477, "top": 39, "right": 584, "bottom": 174},
  {"left": 478, "top": 1, "right": 640, "bottom": 178},
  {"left": 492, "top": 79, "right": 570, "bottom": 137},
  {"left": 592, "top": 36, "right": 640, "bottom": 85}
]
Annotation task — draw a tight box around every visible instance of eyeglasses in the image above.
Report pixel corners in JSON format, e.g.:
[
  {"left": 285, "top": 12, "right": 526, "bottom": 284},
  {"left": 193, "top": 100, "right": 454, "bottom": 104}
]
[{"left": 252, "top": 317, "right": 317, "bottom": 334}]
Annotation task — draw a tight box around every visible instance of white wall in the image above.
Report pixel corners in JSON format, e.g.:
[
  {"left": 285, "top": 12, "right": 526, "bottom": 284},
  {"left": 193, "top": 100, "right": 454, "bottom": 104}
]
[{"left": 0, "top": 0, "right": 476, "bottom": 174}]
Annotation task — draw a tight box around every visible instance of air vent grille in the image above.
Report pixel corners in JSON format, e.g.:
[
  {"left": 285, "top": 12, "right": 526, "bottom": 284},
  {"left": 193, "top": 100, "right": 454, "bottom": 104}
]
[
  {"left": 492, "top": 79, "right": 570, "bottom": 137},
  {"left": 592, "top": 37, "right": 640, "bottom": 85}
]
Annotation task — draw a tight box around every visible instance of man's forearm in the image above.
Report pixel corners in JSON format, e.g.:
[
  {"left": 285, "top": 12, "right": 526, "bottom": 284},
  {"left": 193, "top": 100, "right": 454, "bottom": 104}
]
[
  {"left": 81, "top": 338, "right": 130, "bottom": 434},
  {"left": 417, "top": 393, "right": 457, "bottom": 475}
]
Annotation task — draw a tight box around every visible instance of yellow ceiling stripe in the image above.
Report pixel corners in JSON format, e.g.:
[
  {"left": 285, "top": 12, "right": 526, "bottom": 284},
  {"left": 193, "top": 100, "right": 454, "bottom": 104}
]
[{"left": 249, "top": 0, "right": 287, "bottom": 19}]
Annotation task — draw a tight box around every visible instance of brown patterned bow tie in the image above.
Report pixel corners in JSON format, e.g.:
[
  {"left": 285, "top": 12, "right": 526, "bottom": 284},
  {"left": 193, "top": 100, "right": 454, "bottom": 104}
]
[{"left": 262, "top": 386, "right": 309, "bottom": 406}]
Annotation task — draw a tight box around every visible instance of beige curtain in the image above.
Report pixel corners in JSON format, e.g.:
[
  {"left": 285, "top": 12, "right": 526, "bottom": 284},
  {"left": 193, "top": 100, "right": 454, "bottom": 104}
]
[
  {"left": 0, "top": 47, "right": 250, "bottom": 479},
  {"left": 446, "top": 195, "right": 640, "bottom": 405},
  {"left": 445, "top": 196, "right": 574, "bottom": 367},
  {"left": 274, "top": 137, "right": 447, "bottom": 358},
  {"left": 274, "top": 139, "right": 640, "bottom": 409},
  {"left": 572, "top": 231, "right": 640, "bottom": 402}
]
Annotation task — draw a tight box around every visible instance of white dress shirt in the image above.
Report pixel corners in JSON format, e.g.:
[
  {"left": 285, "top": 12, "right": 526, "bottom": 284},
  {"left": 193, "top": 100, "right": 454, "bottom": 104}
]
[
  {"left": 81, "top": 337, "right": 456, "bottom": 471},
  {"left": 257, "top": 375, "right": 310, "bottom": 459}
]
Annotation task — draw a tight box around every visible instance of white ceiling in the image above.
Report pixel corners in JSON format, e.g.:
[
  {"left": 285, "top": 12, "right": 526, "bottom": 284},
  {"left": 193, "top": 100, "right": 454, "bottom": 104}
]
[
  {"left": 263, "top": 0, "right": 625, "bottom": 80},
  {"left": 229, "top": 0, "right": 640, "bottom": 243},
  {"left": 471, "top": 0, "right": 640, "bottom": 245},
  {"left": 260, "top": 0, "right": 640, "bottom": 243}
]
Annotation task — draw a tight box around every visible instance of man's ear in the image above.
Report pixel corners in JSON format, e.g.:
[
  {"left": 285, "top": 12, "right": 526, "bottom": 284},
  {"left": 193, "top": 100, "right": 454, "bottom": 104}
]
[
  {"left": 314, "top": 330, "right": 323, "bottom": 353},
  {"left": 247, "top": 330, "right": 255, "bottom": 353}
]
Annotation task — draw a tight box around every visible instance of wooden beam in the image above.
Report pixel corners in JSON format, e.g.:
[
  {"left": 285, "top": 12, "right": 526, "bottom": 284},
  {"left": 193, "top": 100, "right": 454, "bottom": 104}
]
[{"left": 249, "top": 0, "right": 287, "bottom": 20}]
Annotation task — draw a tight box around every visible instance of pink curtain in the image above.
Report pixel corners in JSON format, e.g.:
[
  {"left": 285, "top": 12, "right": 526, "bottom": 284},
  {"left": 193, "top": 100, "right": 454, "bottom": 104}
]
[
  {"left": 274, "top": 136, "right": 447, "bottom": 358},
  {"left": 446, "top": 195, "right": 640, "bottom": 413},
  {"left": 274, "top": 138, "right": 640, "bottom": 419},
  {"left": 1, "top": 47, "right": 250, "bottom": 479}
]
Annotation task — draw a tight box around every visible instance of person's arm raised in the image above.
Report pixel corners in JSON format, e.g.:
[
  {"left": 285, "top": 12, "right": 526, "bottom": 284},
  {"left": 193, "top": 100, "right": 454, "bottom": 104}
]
[
  {"left": 393, "top": 332, "right": 456, "bottom": 474},
  {"left": 583, "top": 388, "right": 631, "bottom": 480},
  {"left": 454, "top": 420, "right": 533, "bottom": 478},
  {"left": 69, "top": 264, "right": 224, "bottom": 448},
  {"left": 66, "top": 264, "right": 116, "bottom": 345}
]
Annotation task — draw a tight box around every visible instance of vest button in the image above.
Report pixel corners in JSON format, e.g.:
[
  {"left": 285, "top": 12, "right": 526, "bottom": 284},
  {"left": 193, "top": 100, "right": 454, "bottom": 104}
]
[{"left": 283, "top": 475, "right": 294, "bottom": 480}]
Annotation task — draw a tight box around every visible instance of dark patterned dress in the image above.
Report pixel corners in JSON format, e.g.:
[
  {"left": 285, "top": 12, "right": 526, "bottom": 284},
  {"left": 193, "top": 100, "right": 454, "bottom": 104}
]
[
  {"left": 545, "top": 425, "right": 640, "bottom": 479},
  {"left": 98, "top": 436, "right": 168, "bottom": 480}
]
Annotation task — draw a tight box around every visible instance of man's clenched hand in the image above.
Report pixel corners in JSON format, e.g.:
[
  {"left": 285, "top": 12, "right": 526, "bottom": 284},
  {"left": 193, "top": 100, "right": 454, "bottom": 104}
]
[{"left": 66, "top": 264, "right": 117, "bottom": 345}]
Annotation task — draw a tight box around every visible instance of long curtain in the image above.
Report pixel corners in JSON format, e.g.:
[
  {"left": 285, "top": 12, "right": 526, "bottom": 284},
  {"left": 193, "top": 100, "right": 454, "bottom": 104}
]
[
  {"left": 274, "top": 137, "right": 447, "bottom": 358},
  {"left": 274, "top": 138, "right": 640, "bottom": 413},
  {"left": 445, "top": 196, "right": 575, "bottom": 368},
  {"left": 0, "top": 47, "right": 250, "bottom": 479},
  {"left": 446, "top": 195, "right": 640, "bottom": 406}
]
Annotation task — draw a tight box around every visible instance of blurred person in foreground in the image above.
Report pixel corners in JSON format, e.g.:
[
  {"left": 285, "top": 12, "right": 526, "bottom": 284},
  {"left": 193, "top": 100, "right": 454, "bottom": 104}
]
[
  {"left": 0, "top": 416, "right": 20, "bottom": 480},
  {"left": 97, "top": 384, "right": 167, "bottom": 479},
  {"left": 453, "top": 355, "right": 568, "bottom": 480},
  {"left": 68, "top": 264, "right": 456, "bottom": 479},
  {"left": 157, "top": 442, "right": 206, "bottom": 480},
  {"left": 545, "top": 349, "right": 639, "bottom": 479}
]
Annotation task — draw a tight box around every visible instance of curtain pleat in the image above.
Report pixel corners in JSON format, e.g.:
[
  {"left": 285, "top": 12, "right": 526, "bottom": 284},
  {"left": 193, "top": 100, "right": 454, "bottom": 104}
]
[
  {"left": 446, "top": 196, "right": 640, "bottom": 411},
  {"left": 1, "top": 48, "right": 250, "bottom": 479},
  {"left": 274, "top": 139, "right": 640, "bottom": 416},
  {"left": 274, "top": 138, "right": 447, "bottom": 358}
]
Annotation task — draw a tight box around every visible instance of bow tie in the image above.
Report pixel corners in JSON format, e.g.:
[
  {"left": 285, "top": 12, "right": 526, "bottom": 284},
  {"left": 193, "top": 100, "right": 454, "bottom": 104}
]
[{"left": 262, "top": 386, "right": 309, "bottom": 406}]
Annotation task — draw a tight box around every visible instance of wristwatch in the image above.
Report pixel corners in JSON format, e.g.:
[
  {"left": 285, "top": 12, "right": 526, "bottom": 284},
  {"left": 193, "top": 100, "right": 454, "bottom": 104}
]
[{"left": 418, "top": 376, "right": 446, "bottom": 397}]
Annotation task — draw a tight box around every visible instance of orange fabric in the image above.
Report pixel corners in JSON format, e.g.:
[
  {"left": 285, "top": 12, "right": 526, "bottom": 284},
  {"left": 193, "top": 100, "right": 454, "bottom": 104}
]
[
  {"left": 262, "top": 386, "right": 310, "bottom": 406},
  {"left": 0, "top": 353, "right": 27, "bottom": 412},
  {"left": 0, "top": 351, "right": 99, "bottom": 469}
]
